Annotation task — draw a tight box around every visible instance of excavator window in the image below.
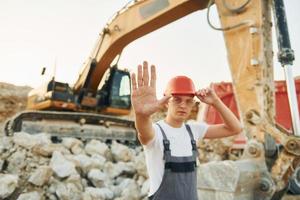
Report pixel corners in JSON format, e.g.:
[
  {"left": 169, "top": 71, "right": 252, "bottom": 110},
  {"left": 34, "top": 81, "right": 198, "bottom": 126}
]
[{"left": 109, "top": 70, "right": 131, "bottom": 109}]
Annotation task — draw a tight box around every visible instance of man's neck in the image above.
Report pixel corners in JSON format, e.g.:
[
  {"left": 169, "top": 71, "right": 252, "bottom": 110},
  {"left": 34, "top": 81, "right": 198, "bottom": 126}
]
[{"left": 165, "top": 116, "right": 184, "bottom": 128}]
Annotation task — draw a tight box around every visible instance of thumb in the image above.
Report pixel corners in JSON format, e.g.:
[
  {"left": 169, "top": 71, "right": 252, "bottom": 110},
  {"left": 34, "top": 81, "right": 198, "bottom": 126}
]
[
  {"left": 209, "top": 83, "right": 216, "bottom": 93},
  {"left": 158, "top": 95, "right": 171, "bottom": 107}
]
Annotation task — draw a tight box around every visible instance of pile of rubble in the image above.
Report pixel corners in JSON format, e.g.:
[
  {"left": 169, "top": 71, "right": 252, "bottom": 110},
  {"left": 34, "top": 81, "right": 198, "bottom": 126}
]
[
  {"left": 0, "top": 132, "right": 149, "bottom": 200},
  {"left": 0, "top": 132, "right": 237, "bottom": 200}
]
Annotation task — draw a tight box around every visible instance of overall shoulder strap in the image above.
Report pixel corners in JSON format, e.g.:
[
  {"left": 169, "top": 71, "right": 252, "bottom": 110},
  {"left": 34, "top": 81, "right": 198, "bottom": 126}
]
[
  {"left": 156, "top": 123, "right": 170, "bottom": 152},
  {"left": 185, "top": 124, "right": 197, "bottom": 151}
]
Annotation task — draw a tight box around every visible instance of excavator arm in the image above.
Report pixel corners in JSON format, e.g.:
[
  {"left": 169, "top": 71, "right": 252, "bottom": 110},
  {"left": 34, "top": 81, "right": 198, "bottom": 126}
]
[
  {"left": 191, "top": 0, "right": 300, "bottom": 199},
  {"left": 6, "top": 0, "right": 211, "bottom": 144},
  {"left": 73, "top": 0, "right": 209, "bottom": 94}
]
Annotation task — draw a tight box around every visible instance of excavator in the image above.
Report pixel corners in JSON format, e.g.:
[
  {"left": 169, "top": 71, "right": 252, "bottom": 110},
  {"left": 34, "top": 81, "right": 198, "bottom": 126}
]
[{"left": 4, "top": 0, "right": 300, "bottom": 199}]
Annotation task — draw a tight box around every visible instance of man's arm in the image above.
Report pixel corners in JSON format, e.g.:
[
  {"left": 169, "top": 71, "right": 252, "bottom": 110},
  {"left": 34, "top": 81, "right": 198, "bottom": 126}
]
[
  {"left": 204, "top": 98, "right": 242, "bottom": 139},
  {"left": 135, "top": 115, "right": 155, "bottom": 145},
  {"left": 131, "top": 61, "right": 170, "bottom": 145},
  {"left": 196, "top": 87, "right": 242, "bottom": 139}
]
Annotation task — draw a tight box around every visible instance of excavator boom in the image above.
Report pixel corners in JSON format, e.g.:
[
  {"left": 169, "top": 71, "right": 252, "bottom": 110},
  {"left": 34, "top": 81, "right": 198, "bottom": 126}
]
[
  {"left": 73, "top": 0, "right": 209, "bottom": 93},
  {"left": 5, "top": 0, "right": 210, "bottom": 143}
]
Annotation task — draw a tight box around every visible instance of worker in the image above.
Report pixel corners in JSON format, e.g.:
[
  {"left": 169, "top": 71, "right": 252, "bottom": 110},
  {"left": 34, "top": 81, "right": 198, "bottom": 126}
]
[{"left": 131, "top": 61, "right": 242, "bottom": 200}]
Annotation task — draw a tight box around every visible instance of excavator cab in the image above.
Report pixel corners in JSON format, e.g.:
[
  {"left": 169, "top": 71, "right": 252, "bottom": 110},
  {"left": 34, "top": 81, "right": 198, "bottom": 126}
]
[
  {"left": 96, "top": 66, "right": 131, "bottom": 115},
  {"left": 27, "top": 64, "right": 131, "bottom": 116}
]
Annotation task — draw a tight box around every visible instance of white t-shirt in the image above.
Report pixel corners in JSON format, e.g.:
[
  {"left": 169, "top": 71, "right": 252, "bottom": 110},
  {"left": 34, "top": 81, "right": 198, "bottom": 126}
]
[{"left": 143, "top": 120, "right": 209, "bottom": 196}]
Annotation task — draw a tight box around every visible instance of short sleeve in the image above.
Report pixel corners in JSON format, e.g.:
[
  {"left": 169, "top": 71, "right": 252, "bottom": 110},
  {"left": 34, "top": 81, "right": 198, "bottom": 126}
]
[
  {"left": 142, "top": 123, "right": 161, "bottom": 149},
  {"left": 188, "top": 122, "right": 209, "bottom": 140}
]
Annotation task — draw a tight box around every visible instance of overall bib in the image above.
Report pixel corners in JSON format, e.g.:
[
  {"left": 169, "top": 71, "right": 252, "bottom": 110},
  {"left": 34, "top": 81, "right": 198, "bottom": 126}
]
[{"left": 149, "top": 123, "right": 198, "bottom": 200}]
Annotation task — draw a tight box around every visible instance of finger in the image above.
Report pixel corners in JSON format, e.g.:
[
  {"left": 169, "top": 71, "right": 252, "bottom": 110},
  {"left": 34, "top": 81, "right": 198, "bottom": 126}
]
[
  {"left": 196, "top": 92, "right": 204, "bottom": 102},
  {"left": 195, "top": 90, "right": 202, "bottom": 96},
  {"left": 210, "top": 84, "right": 216, "bottom": 94},
  {"left": 198, "top": 96, "right": 206, "bottom": 103},
  {"left": 150, "top": 65, "right": 156, "bottom": 88},
  {"left": 197, "top": 95, "right": 204, "bottom": 101},
  {"left": 137, "top": 64, "right": 143, "bottom": 87},
  {"left": 196, "top": 90, "right": 203, "bottom": 97},
  {"left": 143, "top": 61, "right": 149, "bottom": 86},
  {"left": 199, "top": 89, "right": 205, "bottom": 96},
  {"left": 208, "top": 88, "right": 214, "bottom": 96},
  {"left": 131, "top": 73, "right": 137, "bottom": 91},
  {"left": 205, "top": 88, "right": 210, "bottom": 95}
]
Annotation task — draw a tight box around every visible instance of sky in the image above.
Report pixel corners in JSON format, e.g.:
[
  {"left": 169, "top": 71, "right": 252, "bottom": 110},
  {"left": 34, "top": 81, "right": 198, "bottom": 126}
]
[{"left": 0, "top": 0, "right": 299, "bottom": 97}]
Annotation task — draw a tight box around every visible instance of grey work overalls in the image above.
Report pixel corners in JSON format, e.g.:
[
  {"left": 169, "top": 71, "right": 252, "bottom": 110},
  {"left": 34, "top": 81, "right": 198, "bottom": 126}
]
[{"left": 149, "top": 123, "right": 198, "bottom": 200}]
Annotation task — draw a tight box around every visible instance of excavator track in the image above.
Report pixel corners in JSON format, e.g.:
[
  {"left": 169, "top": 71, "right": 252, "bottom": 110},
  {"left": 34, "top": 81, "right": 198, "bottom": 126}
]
[{"left": 4, "top": 110, "right": 137, "bottom": 142}]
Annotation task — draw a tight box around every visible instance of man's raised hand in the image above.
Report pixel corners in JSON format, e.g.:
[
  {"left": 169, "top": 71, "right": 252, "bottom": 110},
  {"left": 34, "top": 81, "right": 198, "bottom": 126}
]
[{"left": 131, "top": 61, "right": 170, "bottom": 117}]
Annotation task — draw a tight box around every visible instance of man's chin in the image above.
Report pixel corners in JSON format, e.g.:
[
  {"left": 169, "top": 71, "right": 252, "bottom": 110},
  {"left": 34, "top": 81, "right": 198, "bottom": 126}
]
[{"left": 175, "top": 115, "right": 188, "bottom": 121}]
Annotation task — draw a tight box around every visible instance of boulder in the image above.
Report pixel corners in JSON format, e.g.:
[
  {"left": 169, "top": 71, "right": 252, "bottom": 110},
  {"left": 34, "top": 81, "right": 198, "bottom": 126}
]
[{"left": 0, "top": 174, "right": 18, "bottom": 199}]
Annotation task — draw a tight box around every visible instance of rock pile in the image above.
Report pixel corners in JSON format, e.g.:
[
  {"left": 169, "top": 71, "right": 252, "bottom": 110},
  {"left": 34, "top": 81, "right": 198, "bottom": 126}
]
[
  {"left": 0, "top": 132, "right": 149, "bottom": 200},
  {"left": 0, "top": 130, "right": 238, "bottom": 200}
]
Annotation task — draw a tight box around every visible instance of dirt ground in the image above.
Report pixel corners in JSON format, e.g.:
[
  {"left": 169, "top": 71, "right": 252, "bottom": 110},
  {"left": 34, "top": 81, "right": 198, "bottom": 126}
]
[{"left": 0, "top": 82, "right": 31, "bottom": 134}]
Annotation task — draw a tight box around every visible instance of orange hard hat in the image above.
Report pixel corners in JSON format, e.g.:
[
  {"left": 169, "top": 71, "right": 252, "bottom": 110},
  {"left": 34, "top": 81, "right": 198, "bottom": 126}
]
[{"left": 164, "top": 76, "right": 196, "bottom": 96}]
